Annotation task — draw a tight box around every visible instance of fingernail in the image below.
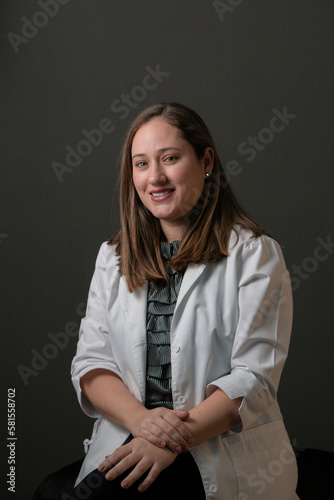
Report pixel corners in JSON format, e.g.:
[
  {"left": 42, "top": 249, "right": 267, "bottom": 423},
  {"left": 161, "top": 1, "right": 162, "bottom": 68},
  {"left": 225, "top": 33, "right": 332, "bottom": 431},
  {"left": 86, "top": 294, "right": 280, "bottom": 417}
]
[
  {"left": 174, "top": 445, "right": 181, "bottom": 452},
  {"left": 98, "top": 465, "right": 105, "bottom": 472},
  {"left": 159, "top": 441, "right": 165, "bottom": 447},
  {"left": 187, "top": 437, "right": 193, "bottom": 444}
]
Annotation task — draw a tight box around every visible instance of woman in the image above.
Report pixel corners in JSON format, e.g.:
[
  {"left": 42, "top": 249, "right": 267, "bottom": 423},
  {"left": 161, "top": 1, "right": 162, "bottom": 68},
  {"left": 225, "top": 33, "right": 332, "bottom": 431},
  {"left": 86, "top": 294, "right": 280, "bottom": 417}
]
[{"left": 68, "top": 103, "right": 299, "bottom": 499}]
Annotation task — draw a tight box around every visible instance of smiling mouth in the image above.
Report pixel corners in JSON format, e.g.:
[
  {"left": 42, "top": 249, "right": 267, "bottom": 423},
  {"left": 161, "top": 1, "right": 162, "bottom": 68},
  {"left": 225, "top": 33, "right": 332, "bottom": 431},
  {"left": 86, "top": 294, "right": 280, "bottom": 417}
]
[{"left": 150, "top": 190, "right": 175, "bottom": 197}]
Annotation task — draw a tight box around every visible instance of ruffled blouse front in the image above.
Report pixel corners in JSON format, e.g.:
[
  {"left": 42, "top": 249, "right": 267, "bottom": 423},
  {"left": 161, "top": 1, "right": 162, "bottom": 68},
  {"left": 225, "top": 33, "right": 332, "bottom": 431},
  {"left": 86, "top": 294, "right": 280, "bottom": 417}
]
[{"left": 145, "top": 240, "right": 184, "bottom": 410}]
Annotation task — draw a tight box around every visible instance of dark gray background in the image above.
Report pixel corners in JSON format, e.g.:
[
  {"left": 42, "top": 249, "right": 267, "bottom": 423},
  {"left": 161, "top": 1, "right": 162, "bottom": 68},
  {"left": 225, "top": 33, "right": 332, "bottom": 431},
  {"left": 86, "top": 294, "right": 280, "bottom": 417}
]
[{"left": 1, "top": 1, "right": 333, "bottom": 498}]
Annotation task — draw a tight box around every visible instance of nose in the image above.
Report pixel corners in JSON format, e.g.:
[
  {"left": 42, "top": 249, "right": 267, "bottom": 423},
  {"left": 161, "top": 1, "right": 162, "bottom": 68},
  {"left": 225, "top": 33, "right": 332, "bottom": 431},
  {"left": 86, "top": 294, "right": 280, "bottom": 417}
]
[{"left": 148, "top": 161, "right": 167, "bottom": 184}]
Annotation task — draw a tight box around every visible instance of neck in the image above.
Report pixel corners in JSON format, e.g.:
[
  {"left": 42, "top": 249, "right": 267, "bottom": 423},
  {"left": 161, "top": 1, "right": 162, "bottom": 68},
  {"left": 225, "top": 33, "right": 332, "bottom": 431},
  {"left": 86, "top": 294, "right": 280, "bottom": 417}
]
[{"left": 160, "top": 222, "right": 185, "bottom": 243}]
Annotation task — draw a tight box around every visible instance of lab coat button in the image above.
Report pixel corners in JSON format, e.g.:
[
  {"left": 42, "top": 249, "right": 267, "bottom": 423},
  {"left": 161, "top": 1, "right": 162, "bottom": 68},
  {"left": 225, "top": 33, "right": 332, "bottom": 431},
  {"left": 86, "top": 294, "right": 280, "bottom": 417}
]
[
  {"left": 209, "top": 484, "right": 217, "bottom": 493},
  {"left": 178, "top": 396, "right": 186, "bottom": 404},
  {"left": 174, "top": 345, "right": 181, "bottom": 353}
]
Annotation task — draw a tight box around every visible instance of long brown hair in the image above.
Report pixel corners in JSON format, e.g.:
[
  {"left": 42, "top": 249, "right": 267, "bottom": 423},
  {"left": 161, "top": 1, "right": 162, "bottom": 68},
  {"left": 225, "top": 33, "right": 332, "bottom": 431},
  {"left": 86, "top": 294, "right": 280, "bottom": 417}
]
[{"left": 109, "top": 102, "right": 267, "bottom": 292}]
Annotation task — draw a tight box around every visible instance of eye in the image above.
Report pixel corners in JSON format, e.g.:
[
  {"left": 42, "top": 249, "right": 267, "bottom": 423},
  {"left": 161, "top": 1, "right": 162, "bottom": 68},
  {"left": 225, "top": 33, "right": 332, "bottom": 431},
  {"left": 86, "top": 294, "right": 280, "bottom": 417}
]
[
  {"left": 135, "top": 161, "right": 148, "bottom": 168},
  {"left": 164, "top": 156, "right": 178, "bottom": 162}
]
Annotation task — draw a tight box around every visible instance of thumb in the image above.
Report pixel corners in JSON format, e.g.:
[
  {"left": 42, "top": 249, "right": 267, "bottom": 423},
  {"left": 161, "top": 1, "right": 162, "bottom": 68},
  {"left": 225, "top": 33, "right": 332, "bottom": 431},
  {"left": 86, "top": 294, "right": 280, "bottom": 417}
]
[{"left": 171, "top": 409, "right": 190, "bottom": 420}]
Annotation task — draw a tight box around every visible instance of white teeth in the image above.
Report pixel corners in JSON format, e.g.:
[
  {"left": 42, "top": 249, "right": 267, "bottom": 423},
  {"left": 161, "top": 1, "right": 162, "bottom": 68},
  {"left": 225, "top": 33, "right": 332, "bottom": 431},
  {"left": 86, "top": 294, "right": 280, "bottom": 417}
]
[{"left": 151, "top": 190, "right": 173, "bottom": 197}]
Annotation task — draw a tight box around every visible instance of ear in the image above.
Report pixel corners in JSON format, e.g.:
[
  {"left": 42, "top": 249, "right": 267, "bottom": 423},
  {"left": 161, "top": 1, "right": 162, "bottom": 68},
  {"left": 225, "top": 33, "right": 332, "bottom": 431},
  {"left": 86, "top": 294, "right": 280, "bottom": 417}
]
[{"left": 203, "top": 147, "right": 214, "bottom": 174}]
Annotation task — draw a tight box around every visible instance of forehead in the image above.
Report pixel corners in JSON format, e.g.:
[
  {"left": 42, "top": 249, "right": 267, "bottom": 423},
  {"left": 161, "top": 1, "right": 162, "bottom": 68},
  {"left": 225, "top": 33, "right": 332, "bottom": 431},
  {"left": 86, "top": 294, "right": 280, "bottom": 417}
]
[{"left": 131, "top": 118, "right": 184, "bottom": 152}]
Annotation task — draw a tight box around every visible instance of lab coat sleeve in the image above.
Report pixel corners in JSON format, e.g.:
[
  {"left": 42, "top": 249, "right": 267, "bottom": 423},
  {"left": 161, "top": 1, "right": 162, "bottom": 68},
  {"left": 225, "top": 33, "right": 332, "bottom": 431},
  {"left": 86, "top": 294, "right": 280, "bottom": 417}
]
[
  {"left": 206, "top": 235, "right": 293, "bottom": 431},
  {"left": 71, "top": 243, "right": 122, "bottom": 418}
]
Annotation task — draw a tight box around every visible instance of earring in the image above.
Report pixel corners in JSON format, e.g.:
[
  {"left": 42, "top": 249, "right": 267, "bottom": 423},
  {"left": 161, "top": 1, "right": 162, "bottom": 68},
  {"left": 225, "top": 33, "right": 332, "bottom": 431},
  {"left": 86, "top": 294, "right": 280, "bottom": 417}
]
[{"left": 205, "top": 172, "right": 211, "bottom": 178}]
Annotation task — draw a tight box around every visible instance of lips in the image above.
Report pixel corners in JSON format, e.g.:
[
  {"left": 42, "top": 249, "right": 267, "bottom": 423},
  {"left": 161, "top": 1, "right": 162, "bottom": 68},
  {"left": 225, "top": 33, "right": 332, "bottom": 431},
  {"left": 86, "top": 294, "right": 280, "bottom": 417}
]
[
  {"left": 149, "top": 188, "right": 175, "bottom": 201},
  {"left": 151, "top": 189, "right": 175, "bottom": 197}
]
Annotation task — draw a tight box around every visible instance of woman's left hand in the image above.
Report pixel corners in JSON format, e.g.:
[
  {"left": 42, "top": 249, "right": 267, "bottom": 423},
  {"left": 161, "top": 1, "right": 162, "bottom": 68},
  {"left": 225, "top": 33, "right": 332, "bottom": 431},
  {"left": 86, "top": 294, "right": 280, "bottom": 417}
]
[{"left": 98, "top": 437, "right": 178, "bottom": 493}]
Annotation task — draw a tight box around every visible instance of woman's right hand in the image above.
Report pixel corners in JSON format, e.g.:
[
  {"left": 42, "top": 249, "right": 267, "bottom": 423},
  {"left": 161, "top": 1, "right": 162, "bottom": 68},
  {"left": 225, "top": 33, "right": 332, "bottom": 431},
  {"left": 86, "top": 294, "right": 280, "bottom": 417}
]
[{"left": 128, "top": 407, "right": 194, "bottom": 452}]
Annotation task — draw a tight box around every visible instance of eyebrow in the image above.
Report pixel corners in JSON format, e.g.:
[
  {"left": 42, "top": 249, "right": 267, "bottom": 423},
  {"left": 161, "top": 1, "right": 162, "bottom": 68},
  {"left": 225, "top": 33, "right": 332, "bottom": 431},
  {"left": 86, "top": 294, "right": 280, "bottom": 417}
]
[{"left": 132, "top": 147, "right": 182, "bottom": 160}]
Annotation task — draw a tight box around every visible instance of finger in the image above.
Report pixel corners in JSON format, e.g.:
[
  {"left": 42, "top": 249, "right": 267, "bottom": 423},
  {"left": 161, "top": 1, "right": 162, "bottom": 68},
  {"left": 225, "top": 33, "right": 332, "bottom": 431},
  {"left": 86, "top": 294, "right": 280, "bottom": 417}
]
[
  {"left": 139, "top": 428, "right": 166, "bottom": 448},
  {"left": 164, "top": 414, "right": 194, "bottom": 446},
  {"left": 105, "top": 453, "right": 138, "bottom": 481},
  {"left": 119, "top": 459, "right": 151, "bottom": 490},
  {"left": 159, "top": 418, "right": 192, "bottom": 450},
  {"left": 144, "top": 421, "right": 184, "bottom": 452},
  {"left": 171, "top": 409, "right": 190, "bottom": 420},
  {"left": 137, "top": 465, "right": 161, "bottom": 493},
  {"left": 98, "top": 445, "right": 130, "bottom": 472},
  {"left": 141, "top": 413, "right": 190, "bottom": 451},
  {"left": 98, "top": 456, "right": 117, "bottom": 472}
]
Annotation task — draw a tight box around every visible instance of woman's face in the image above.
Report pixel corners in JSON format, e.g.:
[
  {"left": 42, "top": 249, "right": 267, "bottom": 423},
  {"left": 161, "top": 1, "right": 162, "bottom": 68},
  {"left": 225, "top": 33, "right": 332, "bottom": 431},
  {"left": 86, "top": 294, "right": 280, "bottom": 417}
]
[{"left": 131, "top": 118, "right": 213, "bottom": 242}]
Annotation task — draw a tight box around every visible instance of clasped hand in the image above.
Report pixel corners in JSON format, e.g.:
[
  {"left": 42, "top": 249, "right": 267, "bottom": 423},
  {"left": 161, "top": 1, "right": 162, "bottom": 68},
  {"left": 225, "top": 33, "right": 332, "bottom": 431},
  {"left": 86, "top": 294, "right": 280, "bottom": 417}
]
[
  {"left": 130, "top": 407, "right": 193, "bottom": 452},
  {"left": 98, "top": 407, "right": 193, "bottom": 492}
]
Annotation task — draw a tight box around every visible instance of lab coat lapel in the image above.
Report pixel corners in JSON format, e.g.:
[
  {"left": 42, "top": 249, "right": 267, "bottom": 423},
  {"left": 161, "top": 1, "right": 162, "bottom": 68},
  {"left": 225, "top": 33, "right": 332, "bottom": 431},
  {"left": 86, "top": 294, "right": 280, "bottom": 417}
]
[
  {"left": 119, "top": 263, "right": 207, "bottom": 330},
  {"left": 118, "top": 262, "right": 206, "bottom": 397},
  {"left": 174, "top": 262, "right": 207, "bottom": 313}
]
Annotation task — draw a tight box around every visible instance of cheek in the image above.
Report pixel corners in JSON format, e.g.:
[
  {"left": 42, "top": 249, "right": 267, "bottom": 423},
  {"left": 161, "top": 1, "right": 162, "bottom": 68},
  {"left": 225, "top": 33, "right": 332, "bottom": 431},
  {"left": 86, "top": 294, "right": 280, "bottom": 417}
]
[
  {"left": 132, "top": 176, "right": 148, "bottom": 206},
  {"left": 178, "top": 171, "right": 204, "bottom": 197},
  {"left": 132, "top": 173, "right": 142, "bottom": 193}
]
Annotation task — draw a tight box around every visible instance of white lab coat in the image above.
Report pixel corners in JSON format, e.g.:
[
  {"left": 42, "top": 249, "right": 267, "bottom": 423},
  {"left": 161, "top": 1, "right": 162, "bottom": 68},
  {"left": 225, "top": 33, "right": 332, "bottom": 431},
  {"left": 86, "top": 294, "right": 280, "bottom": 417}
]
[{"left": 71, "top": 227, "right": 299, "bottom": 499}]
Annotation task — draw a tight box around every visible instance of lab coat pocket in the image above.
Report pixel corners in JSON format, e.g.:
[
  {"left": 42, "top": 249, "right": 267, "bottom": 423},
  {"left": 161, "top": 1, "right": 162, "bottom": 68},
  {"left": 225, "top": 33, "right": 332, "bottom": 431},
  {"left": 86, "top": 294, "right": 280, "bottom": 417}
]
[{"left": 222, "top": 419, "right": 298, "bottom": 500}]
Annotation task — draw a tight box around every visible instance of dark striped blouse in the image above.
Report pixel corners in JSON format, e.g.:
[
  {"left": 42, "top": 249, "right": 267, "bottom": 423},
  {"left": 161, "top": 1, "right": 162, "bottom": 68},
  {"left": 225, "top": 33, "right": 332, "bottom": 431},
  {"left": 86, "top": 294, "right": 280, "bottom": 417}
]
[{"left": 144, "top": 240, "right": 184, "bottom": 410}]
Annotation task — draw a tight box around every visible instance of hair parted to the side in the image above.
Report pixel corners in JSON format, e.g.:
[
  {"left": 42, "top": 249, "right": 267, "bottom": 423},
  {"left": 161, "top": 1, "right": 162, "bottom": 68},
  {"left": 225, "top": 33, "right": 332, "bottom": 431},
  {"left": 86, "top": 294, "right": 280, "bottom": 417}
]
[{"left": 109, "top": 102, "right": 268, "bottom": 292}]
